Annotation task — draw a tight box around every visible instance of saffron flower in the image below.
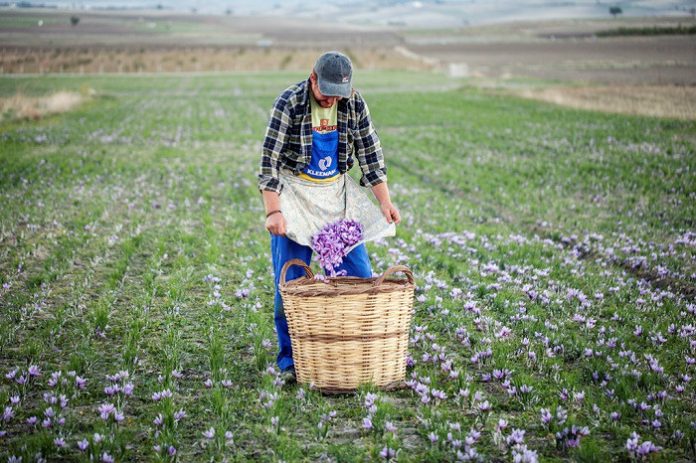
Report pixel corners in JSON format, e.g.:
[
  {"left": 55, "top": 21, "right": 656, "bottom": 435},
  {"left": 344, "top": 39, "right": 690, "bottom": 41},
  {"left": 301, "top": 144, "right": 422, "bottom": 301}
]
[
  {"left": 174, "top": 409, "right": 186, "bottom": 422},
  {"left": 311, "top": 219, "right": 363, "bottom": 276},
  {"left": 98, "top": 403, "right": 116, "bottom": 420},
  {"left": 379, "top": 446, "right": 397, "bottom": 459},
  {"left": 75, "top": 376, "right": 87, "bottom": 390},
  {"left": 626, "top": 432, "right": 662, "bottom": 459},
  {"left": 3, "top": 406, "right": 14, "bottom": 422}
]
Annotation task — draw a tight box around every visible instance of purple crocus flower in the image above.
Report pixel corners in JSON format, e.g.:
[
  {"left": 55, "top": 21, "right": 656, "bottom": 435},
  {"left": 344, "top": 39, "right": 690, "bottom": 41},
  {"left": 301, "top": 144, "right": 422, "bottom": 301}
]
[
  {"left": 3, "top": 406, "right": 14, "bottom": 422},
  {"left": 48, "top": 371, "right": 61, "bottom": 387},
  {"left": 98, "top": 403, "right": 115, "bottom": 420},
  {"left": 626, "top": 432, "right": 662, "bottom": 458},
  {"left": 556, "top": 407, "right": 568, "bottom": 425},
  {"left": 506, "top": 428, "right": 525, "bottom": 446},
  {"left": 540, "top": 408, "right": 552, "bottom": 425},
  {"left": 312, "top": 219, "right": 364, "bottom": 276},
  {"left": 512, "top": 444, "right": 538, "bottom": 463},
  {"left": 379, "top": 446, "right": 397, "bottom": 459},
  {"left": 152, "top": 389, "right": 172, "bottom": 402},
  {"left": 75, "top": 376, "right": 87, "bottom": 389}
]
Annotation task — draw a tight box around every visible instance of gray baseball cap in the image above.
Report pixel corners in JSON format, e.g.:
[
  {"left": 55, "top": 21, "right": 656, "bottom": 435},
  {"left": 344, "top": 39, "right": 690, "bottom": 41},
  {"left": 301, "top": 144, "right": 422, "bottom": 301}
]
[{"left": 314, "top": 51, "right": 353, "bottom": 98}]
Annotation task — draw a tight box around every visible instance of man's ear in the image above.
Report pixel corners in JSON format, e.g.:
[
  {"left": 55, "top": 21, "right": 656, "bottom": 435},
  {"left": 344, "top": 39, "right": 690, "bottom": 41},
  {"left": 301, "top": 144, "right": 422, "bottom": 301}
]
[{"left": 309, "top": 71, "right": 317, "bottom": 83}]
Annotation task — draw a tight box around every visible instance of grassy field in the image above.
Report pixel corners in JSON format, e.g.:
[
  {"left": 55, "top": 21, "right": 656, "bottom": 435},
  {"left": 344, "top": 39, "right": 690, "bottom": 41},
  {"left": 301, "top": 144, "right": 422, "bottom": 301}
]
[{"left": 0, "top": 70, "right": 695, "bottom": 462}]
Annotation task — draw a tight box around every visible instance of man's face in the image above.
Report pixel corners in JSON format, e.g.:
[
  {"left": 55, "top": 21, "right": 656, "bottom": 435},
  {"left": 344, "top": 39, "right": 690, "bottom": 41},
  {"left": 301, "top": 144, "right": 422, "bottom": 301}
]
[{"left": 310, "top": 72, "right": 342, "bottom": 108}]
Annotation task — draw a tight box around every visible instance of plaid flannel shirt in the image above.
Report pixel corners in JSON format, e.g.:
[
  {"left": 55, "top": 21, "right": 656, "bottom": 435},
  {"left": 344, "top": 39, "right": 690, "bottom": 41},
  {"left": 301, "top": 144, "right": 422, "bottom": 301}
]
[{"left": 258, "top": 78, "right": 387, "bottom": 194}]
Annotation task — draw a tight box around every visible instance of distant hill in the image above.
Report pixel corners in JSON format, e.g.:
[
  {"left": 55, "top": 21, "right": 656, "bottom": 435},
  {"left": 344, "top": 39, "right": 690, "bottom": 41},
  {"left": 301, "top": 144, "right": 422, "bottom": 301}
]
[{"left": 7, "top": 0, "right": 696, "bottom": 26}]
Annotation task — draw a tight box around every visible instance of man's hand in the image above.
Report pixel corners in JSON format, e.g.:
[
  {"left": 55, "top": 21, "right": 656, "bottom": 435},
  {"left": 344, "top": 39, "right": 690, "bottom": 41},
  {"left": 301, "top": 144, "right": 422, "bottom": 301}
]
[
  {"left": 371, "top": 182, "right": 400, "bottom": 225},
  {"left": 380, "top": 201, "right": 401, "bottom": 225},
  {"left": 266, "top": 212, "right": 287, "bottom": 236},
  {"left": 262, "top": 190, "right": 285, "bottom": 235}
]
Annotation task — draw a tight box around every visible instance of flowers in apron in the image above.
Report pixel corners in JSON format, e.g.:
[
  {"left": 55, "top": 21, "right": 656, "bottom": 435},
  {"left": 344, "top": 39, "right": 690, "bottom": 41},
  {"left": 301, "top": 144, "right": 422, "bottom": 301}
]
[{"left": 312, "top": 219, "right": 364, "bottom": 276}]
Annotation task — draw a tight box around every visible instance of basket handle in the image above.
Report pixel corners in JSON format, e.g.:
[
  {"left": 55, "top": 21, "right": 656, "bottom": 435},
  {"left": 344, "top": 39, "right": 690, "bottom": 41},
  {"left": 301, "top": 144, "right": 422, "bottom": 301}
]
[
  {"left": 280, "top": 259, "right": 314, "bottom": 286},
  {"left": 373, "top": 265, "right": 414, "bottom": 286}
]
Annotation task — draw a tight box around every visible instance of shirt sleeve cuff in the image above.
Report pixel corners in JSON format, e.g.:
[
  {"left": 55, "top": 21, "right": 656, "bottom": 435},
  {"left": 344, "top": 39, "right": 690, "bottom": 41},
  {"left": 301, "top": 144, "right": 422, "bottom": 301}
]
[
  {"left": 359, "top": 169, "right": 387, "bottom": 188},
  {"left": 258, "top": 176, "right": 281, "bottom": 194}
]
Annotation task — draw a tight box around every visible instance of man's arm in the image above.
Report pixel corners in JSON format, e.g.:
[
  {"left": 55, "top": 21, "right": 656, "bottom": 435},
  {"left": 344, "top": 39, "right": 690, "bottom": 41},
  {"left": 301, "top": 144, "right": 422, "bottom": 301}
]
[
  {"left": 352, "top": 92, "right": 399, "bottom": 224},
  {"left": 259, "top": 93, "right": 293, "bottom": 235},
  {"left": 352, "top": 92, "right": 388, "bottom": 188}
]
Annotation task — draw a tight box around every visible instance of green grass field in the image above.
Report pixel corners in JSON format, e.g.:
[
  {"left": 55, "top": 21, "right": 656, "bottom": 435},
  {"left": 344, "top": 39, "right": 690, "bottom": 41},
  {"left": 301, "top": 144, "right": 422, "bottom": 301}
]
[{"left": 1, "top": 71, "right": 695, "bottom": 462}]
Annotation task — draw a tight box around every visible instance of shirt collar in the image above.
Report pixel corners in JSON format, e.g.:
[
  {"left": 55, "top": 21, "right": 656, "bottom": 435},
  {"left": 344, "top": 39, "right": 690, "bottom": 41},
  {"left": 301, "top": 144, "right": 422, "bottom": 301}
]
[{"left": 300, "top": 78, "right": 311, "bottom": 115}]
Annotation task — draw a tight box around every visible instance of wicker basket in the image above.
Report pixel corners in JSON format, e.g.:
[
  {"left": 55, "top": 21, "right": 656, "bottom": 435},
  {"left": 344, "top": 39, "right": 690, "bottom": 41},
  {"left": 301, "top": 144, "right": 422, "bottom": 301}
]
[{"left": 279, "top": 258, "right": 415, "bottom": 393}]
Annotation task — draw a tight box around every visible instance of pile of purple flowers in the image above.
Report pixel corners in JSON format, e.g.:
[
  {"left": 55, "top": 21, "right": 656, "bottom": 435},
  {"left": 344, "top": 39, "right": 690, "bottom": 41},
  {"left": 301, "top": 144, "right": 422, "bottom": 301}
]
[{"left": 311, "top": 219, "right": 363, "bottom": 276}]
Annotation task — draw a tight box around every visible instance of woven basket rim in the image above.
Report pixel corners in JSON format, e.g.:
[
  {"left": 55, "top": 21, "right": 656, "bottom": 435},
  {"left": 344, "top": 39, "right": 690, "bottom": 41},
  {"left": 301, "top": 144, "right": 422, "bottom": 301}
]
[
  {"left": 281, "top": 276, "right": 414, "bottom": 297},
  {"left": 279, "top": 259, "right": 415, "bottom": 297}
]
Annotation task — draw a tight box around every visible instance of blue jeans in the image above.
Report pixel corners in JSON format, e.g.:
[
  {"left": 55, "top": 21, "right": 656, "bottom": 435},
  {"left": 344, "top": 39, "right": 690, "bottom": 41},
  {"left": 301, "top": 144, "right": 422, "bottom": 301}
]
[{"left": 270, "top": 233, "right": 372, "bottom": 371}]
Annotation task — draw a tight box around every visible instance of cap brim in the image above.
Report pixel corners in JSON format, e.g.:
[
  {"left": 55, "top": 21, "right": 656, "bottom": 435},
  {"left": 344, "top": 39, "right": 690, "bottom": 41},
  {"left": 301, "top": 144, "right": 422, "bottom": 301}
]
[{"left": 318, "top": 80, "right": 352, "bottom": 98}]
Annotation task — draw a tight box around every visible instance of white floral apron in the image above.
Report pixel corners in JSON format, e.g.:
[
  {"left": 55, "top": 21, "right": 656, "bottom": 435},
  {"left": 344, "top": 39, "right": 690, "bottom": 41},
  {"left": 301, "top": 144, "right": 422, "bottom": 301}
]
[{"left": 278, "top": 170, "right": 395, "bottom": 254}]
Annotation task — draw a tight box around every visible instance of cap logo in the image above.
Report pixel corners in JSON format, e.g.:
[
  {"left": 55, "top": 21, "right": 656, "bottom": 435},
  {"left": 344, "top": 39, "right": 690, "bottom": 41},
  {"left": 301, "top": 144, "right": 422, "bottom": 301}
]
[{"left": 342, "top": 76, "right": 349, "bottom": 83}]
